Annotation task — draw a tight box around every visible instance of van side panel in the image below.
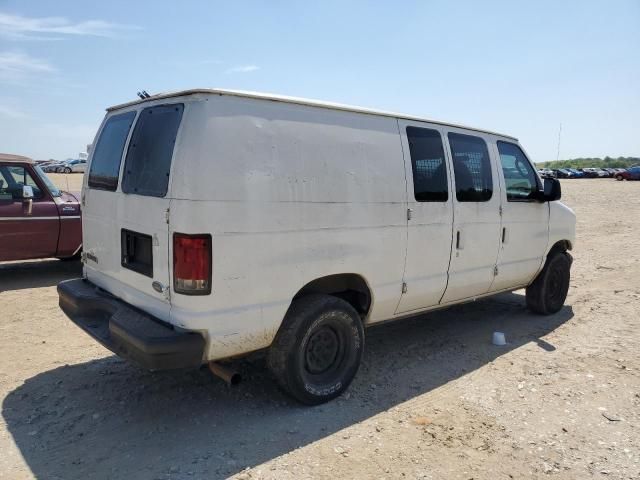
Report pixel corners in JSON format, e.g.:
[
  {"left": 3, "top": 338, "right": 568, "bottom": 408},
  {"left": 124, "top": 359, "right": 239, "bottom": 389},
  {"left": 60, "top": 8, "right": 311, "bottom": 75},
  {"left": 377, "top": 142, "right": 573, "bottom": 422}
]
[{"left": 169, "top": 95, "right": 407, "bottom": 360}]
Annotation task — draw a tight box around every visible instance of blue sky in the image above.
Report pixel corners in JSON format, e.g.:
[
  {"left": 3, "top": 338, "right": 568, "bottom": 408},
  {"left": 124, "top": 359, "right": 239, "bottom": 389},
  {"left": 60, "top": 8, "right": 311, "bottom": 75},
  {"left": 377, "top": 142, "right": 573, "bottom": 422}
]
[{"left": 1, "top": 0, "right": 638, "bottom": 161}]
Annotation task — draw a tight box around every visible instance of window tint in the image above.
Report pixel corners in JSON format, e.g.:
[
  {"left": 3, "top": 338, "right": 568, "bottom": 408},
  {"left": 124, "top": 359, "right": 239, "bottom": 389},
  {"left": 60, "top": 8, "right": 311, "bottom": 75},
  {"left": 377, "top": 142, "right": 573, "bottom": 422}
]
[
  {"left": 122, "top": 104, "right": 184, "bottom": 197},
  {"left": 448, "top": 133, "right": 493, "bottom": 202},
  {"left": 0, "top": 165, "right": 43, "bottom": 200},
  {"left": 497, "top": 141, "right": 540, "bottom": 201},
  {"left": 88, "top": 111, "right": 136, "bottom": 191},
  {"left": 406, "top": 127, "right": 448, "bottom": 201}
]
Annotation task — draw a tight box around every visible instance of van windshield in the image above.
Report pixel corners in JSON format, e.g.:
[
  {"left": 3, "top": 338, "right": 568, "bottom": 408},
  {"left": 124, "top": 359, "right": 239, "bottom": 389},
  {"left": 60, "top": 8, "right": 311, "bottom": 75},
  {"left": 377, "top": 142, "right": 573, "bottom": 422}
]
[{"left": 121, "top": 104, "right": 184, "bottom": 198}]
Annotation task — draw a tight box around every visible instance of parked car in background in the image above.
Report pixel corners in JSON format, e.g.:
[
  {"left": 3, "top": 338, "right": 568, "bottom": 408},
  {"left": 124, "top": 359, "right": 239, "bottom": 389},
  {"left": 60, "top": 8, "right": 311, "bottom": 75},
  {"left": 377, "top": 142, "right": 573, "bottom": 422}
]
[
  {"left": 42, "top": 161, "right": 66, "bottom": 173},
  {"left": 568, "top": 168, "right": 585, "bottom": 178},
  {"left": 554, "top": 169, "right": 573, "bottom": 179},
  {"left": 537, "top": 168, "right": 555, "bottom": 179},
  {"left": 580, "top": 168, "right": 601, "bottom": 178},
  {"left": 56, "top": 159, "right": 87, "bottom": 173},
  {"left": 0, "top": 153, "right": 82, "bottom": 262},
  {"left": 36, "top": 160, "right": 58, "bottom": 168},
  {"left": 601, "top": 168, "right": 616, "bottom": 177},
  {"left": 615, "top": 166, "right": 640, "bottom": 181}
]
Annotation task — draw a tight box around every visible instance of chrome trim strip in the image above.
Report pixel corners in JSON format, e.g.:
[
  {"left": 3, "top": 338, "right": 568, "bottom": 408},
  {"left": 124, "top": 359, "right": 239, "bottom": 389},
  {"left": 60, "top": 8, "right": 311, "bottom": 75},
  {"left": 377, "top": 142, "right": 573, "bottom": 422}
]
[
  {"left": 0, "top": 215, "right": 80, "bottom": 221},
  {"left": 0, "top": 216, "right": 58, "bottom": 221}
]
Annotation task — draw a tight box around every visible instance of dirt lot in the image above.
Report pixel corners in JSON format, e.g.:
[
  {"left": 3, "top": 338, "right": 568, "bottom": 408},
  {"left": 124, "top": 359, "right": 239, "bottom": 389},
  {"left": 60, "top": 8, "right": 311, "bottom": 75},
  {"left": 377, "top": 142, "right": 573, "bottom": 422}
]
[
  {"left": 48, "top": 173, "right": 84, "bottom": 192},
  {"left": 1, "top": 176, "right": 638, "bottom": 479}
]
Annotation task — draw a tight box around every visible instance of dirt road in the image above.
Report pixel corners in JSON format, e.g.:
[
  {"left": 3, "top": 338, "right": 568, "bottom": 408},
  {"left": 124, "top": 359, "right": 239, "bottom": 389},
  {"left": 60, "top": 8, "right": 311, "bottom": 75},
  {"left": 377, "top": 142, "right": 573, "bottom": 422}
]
[{"left": 1, "top": 178, "right": 638, "bottom": 479}]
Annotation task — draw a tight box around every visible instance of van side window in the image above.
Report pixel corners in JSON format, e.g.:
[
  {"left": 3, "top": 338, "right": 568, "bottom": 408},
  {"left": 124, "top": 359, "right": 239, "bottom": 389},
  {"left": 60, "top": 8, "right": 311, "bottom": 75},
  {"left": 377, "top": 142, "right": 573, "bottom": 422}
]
[
  {"left": 122, "top": 104, "right": 184, "bottom": 198},
  {"left": 447, "top": 132, "right": 493, "bottom": 202},
  {"left": 497, "top": 141, "right": 540, "bottom": 201},
  {"left": 406, "top": 127, "right": 448, "bottom": 202},
  {"left": 88, "top": 111, "right": 136, "bottom": 191}
]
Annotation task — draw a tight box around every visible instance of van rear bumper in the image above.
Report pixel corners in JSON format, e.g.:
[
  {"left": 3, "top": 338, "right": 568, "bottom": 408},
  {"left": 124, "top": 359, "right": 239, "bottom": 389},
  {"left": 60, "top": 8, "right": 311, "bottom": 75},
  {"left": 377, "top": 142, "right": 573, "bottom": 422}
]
[{"left": 58, "top": 278, "right": 205, "bottom": 370}]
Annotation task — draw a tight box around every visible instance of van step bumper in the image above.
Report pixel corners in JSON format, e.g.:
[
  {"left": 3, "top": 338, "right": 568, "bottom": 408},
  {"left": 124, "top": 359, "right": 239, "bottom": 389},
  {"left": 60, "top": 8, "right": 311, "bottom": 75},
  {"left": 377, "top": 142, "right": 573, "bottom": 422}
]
[{"left": 58, "top": 278, "right": 205, "bottom": 370}]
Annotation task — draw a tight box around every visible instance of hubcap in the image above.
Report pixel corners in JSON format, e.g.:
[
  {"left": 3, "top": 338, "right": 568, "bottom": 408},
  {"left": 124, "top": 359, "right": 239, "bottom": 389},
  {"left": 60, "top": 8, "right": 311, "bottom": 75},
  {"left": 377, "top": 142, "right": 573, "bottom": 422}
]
[{"left": 305, "top": 327, "right": 340, "bottom": 374}]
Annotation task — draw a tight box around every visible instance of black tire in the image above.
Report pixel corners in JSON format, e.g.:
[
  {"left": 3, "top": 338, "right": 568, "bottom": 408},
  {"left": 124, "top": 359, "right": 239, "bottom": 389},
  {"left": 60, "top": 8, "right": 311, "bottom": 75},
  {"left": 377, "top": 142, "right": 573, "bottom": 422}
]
[
  {"left": 64, "top": 167, "right": 72, "bottom": 173},
  {"left": 268, "top": 294, "right": 364, "bottom": 405},
  {"left": 526, "top": 251, "right": 572, "bottom": 315},
  {"left": 616, "top": 175, "right": 624, "bottom": 181}
]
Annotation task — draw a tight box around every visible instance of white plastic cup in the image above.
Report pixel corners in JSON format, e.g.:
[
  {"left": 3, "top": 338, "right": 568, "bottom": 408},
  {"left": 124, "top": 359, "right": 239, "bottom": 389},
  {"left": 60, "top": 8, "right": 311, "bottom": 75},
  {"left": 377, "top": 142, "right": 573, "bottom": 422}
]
[{"left": 492, "top": 331, "right": 507, "bottom": 346}]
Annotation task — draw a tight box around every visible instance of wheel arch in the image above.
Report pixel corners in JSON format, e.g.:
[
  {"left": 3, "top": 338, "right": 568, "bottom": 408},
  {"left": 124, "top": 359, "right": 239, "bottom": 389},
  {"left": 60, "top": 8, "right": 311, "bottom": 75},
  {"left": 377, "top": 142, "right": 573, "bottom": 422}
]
[
  {"left": 292, "top": 273, "right": 373, "bottom": 320},
  {"left": 548, "top": 239, "right": 572, "bottom": 257}
]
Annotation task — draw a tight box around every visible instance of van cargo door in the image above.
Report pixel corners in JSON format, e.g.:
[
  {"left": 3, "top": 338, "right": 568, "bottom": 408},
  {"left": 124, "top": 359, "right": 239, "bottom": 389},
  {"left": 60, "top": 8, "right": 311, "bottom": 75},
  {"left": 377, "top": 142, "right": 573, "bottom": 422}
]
[
  {"left": 395, "top": 121, "right": 455, "bottom": 314},
  {"left": 82, "top": 104, "right": 184, "bottom": 322}
]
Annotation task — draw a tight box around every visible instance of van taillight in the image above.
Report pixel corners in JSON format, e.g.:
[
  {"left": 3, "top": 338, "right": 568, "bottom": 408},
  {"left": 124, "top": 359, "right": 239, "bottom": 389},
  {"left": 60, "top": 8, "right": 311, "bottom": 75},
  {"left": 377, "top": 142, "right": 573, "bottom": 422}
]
[{"left": 173, "top": 233, "right": 212, "bottom": 295}]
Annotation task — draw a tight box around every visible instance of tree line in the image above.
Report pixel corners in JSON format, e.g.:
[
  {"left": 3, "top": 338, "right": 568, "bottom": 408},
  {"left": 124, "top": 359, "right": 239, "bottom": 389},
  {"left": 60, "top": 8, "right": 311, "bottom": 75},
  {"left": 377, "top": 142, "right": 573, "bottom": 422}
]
[{"left": 536, "top": 157, "right": 640, "bottom": 169}]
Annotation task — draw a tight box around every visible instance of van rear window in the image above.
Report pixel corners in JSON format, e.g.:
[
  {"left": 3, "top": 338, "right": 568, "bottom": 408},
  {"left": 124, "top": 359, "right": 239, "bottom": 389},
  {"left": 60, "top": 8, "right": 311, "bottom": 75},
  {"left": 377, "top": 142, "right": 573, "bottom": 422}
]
[
  {"left": 88, "top": 111, "right": 136, "bottom": 191},
  {"left": 121, "top": 104, "right": 184, "bottom": 198}
]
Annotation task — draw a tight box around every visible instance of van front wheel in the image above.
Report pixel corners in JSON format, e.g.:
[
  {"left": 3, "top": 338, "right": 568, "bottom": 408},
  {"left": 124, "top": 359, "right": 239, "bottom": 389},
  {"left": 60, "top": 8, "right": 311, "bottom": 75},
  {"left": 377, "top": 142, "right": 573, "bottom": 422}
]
[
  {"left": 526, "top": 251, "right": 572, "bottom": 315},
  {"left": 268, "top": 294, "right": 364, "bottom": 405}
]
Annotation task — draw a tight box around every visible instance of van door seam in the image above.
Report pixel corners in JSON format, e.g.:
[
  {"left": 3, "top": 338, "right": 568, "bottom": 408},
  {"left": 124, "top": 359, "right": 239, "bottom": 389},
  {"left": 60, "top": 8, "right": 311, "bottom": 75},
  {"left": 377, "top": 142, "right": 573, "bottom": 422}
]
[
  {"left": 438, "top": 128, "right": 456, "bottom": 305},
  {"left": 393, "top": 118, "right": 410, "bottom": 315}
]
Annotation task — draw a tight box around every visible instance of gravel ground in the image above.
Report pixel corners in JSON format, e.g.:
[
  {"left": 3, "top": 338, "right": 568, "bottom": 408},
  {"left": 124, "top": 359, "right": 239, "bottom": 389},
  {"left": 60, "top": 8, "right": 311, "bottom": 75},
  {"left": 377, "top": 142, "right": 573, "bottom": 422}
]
[{"left": 1, "top": 177, "right": 638, "bottom": 479}]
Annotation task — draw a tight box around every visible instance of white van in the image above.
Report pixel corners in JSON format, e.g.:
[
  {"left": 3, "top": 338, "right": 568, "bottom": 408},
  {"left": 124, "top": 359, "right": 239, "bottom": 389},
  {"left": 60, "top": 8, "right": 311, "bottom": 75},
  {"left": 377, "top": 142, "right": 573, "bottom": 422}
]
[{"left": 59, "top": 89, "right": 575, "bottom": 404}]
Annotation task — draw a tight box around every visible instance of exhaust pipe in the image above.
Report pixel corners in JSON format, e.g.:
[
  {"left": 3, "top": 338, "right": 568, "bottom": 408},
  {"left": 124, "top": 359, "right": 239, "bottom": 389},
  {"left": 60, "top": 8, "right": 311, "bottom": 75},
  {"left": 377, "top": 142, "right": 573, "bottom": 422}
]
[{"left": 208, "top": 362, "right": 241, "bottom": 386}]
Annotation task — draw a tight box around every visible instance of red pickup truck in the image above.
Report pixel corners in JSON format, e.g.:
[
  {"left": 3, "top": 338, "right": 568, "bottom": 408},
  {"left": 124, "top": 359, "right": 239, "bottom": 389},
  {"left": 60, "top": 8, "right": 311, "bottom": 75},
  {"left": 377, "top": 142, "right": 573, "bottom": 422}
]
[{"left": 0, "top": 153, "right": 82, "bottom": 262}]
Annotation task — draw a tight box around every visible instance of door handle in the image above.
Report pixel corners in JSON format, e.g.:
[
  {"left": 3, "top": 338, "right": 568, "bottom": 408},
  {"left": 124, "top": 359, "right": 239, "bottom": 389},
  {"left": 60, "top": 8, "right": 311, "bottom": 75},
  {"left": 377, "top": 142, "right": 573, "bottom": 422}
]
[
  {"left": 456, "top": 230, "right": 463, "bottom": 250},
  {"left": 502, "top": 227, "right": 507, "bottom": 243}
]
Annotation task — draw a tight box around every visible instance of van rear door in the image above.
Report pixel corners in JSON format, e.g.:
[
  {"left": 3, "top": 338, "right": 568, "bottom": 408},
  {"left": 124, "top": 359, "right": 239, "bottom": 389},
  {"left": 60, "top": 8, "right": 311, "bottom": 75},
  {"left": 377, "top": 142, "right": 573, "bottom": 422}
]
[{"left": 83, "top": 104, "right": 184, "bottom": 321}]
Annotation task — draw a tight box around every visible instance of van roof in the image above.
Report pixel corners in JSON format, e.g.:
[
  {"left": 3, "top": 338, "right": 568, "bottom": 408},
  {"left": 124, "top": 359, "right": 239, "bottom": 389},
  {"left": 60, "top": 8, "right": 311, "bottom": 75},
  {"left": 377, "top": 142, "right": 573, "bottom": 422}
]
[{"left": 107, "top": 88, "right": 518, "bottom": 140}]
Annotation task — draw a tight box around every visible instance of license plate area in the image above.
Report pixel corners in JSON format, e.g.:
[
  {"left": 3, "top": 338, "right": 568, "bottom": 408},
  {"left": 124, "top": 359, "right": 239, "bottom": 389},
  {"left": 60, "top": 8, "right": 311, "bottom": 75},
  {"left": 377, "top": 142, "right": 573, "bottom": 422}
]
[{"left": 121, "top": 229, "right": 153, "bottom": 278}]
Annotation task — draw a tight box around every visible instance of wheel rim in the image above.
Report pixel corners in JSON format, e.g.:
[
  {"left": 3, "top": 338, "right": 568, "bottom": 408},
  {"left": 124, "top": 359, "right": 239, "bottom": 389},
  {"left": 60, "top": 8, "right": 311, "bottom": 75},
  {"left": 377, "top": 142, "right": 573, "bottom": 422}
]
[{"left": 305, "top": 326, "right": 341, "bottom": 375}]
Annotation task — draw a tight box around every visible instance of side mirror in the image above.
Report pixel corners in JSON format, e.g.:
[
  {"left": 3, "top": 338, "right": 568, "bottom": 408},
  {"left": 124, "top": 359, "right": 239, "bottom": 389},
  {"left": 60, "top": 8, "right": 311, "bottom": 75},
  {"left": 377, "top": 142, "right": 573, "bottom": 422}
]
[
  {"left": 543, "top": 177, "right": 561, "bottom": 202},
  {"left": 21, "top": 185, "right": 34, "bottom": 200}
]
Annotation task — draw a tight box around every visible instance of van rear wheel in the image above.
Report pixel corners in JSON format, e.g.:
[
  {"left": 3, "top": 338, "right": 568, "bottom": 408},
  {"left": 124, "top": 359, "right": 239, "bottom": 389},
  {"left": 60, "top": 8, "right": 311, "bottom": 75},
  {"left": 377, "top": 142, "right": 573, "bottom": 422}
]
[
  {"left": 526, "top": 252, "right": 572, "bottom": 315},
  {"left": 268, "top": 294, "right": 364, "bottom": 405}
]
